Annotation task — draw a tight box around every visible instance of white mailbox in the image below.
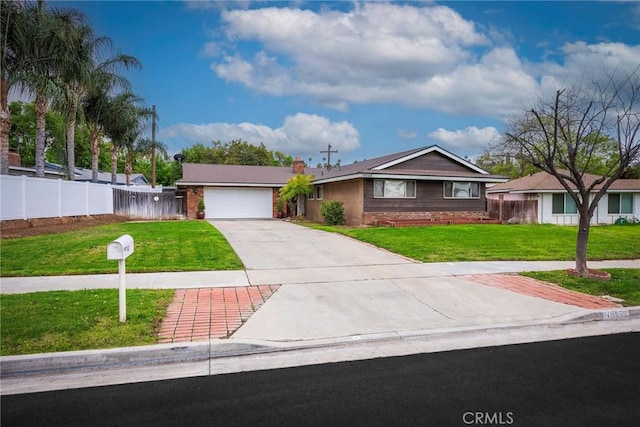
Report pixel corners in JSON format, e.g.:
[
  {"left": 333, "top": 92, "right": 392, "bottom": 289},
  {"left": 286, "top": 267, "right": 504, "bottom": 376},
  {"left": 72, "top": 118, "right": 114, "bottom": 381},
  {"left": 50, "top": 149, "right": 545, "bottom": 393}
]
[{"left": 107, "top": 234, "right": 134, "bottom": 260}]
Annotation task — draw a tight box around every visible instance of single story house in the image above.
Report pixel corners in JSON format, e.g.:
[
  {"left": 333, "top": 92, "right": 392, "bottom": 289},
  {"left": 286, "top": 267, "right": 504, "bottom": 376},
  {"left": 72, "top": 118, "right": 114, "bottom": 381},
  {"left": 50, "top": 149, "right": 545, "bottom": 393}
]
[
  {"left": 8, "top": 151, "right": 148, "bottom": 185},
  {"left": 44, "top": 162, "right": 149, "bottom": 186},
  {"left": 486, "top": 171, "right": 640, "bottom": 225},
  {"left": 177, "top": 145, "right": 508, "bottom": 225}
]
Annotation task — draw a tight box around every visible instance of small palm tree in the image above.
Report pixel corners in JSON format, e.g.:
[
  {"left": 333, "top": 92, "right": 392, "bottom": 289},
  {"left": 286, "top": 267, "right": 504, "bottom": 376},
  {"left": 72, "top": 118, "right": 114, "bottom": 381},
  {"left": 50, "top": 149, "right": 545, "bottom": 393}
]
[{"left": 102, "top": 93, "right": 150, "bottom": 185}]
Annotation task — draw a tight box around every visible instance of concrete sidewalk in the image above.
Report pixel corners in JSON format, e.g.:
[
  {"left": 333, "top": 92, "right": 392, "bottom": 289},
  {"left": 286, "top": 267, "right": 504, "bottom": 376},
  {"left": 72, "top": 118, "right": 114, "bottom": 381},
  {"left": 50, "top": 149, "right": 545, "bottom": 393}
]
[{"left": 2, "top": 259, "right": 638, "bottom": 293}]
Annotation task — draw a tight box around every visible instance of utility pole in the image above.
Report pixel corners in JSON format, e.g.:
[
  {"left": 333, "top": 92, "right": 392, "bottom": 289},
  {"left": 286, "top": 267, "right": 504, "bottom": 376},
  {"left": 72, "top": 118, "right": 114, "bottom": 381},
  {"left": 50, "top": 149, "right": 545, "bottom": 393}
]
[
  {"left": 320, "top": 143, "right": 338, "bottom": 170},
  {"left": 151, "top": 105, "right": 156, "bottom": 188}
]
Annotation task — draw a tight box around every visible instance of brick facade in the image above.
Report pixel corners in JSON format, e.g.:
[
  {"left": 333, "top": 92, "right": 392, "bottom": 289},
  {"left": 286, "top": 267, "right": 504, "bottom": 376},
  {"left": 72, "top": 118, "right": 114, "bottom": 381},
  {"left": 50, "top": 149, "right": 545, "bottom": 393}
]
[
  {"left": 185, "top": 186, "right": 204, "bottom": 219},
  {"left": 362, "top": 210, "right": 491, "bottom": 226}
]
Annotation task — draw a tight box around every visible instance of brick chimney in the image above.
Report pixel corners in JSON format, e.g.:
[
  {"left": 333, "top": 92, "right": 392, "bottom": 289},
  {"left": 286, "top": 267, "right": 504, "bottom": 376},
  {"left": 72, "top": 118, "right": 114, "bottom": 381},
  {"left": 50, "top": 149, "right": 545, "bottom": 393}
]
[
  {"left": 9, "top": 150, "right": 21, "bottom": 167},
  {"left": 292, "top": 156, "right": 305, "bottom": 174}
]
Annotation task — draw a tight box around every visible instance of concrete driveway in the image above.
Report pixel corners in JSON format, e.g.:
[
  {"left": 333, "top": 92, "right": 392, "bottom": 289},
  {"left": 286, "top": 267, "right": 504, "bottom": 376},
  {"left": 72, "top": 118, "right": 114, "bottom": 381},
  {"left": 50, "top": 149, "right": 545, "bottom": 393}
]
[
  {"left": 210, "top": 220, "right": 592, "bottom": 342},
  {"left": 209, "top": 219, "right": 415, "bottom": 270}
]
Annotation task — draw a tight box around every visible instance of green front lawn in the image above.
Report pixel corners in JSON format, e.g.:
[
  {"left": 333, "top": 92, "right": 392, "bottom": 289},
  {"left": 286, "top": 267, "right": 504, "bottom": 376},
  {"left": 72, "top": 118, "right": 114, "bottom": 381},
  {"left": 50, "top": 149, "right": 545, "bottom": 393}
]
[
  {"left": 0, "top": 289, "right": 174, "bottom": 356},
  {"left": 0, "top": 221, "right": 244, "bottom": 277},
  {"left": 521, "top": 269, "right": 640, "bottom": 306},
  {"left": 315, "top": 224, "right": 640, "bottom": 262}
]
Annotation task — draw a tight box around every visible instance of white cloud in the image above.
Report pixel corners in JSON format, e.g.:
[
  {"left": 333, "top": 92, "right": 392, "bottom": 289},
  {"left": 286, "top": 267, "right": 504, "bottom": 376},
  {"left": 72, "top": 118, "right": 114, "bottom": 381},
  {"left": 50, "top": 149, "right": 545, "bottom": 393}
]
[
  {"left": 160, "top": 113, "right": 360, "bottom": 157},
  {"left": 210, "top": 3, "right": 507, "bottom": 112},
  {"left": 537, "top": 42, "right": 640, "bottom": 95},
  {"left": 206, "top": 2, "right": 639, "bottom": 120},
  {"left": 427, "top": 126, "right": 500, "bottom": 155}
]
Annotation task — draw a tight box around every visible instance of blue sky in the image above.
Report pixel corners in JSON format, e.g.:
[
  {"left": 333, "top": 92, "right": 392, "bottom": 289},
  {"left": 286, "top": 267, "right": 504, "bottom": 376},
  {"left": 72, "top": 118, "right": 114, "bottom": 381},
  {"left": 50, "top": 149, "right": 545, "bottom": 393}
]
[{"left": 56, "top": 1, "right": 640, "bottom": 165}]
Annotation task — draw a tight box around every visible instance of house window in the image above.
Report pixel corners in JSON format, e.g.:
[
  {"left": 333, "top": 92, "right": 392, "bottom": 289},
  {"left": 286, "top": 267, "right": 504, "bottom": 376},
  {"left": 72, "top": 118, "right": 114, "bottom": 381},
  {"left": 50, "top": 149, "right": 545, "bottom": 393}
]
[
  {"left": 315, "top": 185, "right": 324, "bottom": 200},
  {"left": 308, "top": 187, "right": 315, "bottom": 200},
  {"left": 373, "top": 180, "right": 416, "bottom": 198},
  {"left": 552, "top": 193, "right": 578, "bottom": 214},
  {"left": 608, "top": 193, "right": 633, "bottom": 214},
  {"left": 443, "top": 182, "right": 479, "bottom": 199}
]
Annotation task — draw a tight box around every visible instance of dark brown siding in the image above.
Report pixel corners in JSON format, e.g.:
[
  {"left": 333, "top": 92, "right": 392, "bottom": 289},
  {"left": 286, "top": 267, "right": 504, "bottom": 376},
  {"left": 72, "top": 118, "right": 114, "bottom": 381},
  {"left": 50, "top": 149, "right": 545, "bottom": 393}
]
[
  {"left": 387, "top": 152, "right": 471, "bottom": 173},
  {"left": 363, "top": 180, "right": 486, "bottom": 212}
]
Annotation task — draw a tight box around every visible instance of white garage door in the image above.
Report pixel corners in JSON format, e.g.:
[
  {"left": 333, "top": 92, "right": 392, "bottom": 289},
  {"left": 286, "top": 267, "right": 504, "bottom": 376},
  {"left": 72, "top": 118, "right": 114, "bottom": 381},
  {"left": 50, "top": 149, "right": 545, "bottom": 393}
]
[{"left": 204, "top": 187, "right": 273, "bottom": 219}]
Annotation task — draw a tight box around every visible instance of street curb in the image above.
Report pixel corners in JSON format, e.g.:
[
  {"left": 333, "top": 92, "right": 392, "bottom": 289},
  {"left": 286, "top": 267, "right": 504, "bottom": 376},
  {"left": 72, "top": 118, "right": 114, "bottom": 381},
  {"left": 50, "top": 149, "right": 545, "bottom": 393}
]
[
  {"left": 0, "top": 341, "right": 210, "bottom": 376},
  {"left": 2, "top": 306, "right": 639, "bottom": 377}
]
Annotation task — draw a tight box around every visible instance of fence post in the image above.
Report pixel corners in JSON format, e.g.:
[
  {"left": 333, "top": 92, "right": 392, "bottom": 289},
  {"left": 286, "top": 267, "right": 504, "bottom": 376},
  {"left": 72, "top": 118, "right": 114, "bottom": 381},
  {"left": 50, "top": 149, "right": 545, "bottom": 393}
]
[
  {"left": 57, "top": 179, "right": 62, "bottom": 217},
  {"left": 498, "top": 194, "right": 504, "bottom": 223},
  {"left": 21, "top": 175, "right": 27, "bottom": 220}
]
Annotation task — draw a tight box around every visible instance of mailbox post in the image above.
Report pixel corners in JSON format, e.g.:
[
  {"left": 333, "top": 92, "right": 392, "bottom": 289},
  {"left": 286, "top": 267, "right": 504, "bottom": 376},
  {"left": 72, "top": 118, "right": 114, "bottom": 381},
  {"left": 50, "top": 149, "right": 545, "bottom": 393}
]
[{"left": 107, "top": 235, "right": 134, "bottom": 322}]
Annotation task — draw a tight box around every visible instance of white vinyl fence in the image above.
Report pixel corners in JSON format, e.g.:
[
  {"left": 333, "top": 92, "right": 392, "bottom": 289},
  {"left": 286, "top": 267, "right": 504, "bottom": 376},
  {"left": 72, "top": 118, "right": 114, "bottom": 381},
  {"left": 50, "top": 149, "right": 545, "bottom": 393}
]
[{"left": 1, "top": 175, "right": 113, "bottom": 220}]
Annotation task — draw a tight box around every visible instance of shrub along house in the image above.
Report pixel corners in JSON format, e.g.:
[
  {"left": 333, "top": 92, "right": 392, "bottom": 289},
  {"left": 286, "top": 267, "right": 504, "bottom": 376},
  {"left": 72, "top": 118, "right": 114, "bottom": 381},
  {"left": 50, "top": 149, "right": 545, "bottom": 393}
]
[
  {"left": 486, "top": 171, "right": 640, "bottom": 225},
  {"left": 177, "top": 145, "right": 507, "bottom": 225}
]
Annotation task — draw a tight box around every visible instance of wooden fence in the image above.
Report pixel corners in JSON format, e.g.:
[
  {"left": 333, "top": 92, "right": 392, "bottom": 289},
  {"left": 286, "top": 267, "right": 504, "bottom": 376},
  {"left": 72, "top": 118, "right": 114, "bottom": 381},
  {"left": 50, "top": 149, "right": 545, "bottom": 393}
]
[
  {"left": 113, "top": 187, "right": 186, "bottom": 219},
  {"left": 487, "top": 198, "right": 538, "bottom": 224}
]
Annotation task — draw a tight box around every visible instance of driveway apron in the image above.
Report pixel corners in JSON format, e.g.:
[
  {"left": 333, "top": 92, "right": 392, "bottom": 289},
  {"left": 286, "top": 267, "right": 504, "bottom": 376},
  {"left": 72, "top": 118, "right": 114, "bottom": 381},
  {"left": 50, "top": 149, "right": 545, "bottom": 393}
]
[{"left": 209, "top": 220, "right": 593, "bottom": 342}]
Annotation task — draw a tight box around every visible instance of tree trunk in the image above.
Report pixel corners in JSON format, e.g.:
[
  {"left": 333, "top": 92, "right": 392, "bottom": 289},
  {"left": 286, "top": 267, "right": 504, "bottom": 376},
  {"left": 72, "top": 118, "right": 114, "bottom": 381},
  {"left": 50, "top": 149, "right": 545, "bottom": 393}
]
[
  {"left": 65, "top": 99, "right": 78, "bottom": 181},
  {"left": 34, "top": 93, "right": 47, "bottom": 178},
  {"left": 111, "top": 143, "right": 118, "bottom": 185},
  {"left": 125, "top": 150, "right": 132, "bottom": 186},
  {"left": 0, "top": 79, "right": 10, "bottom": 175},
  {"left": 90, "top": 125, "right": 100, "bottom": 183},
  {"left": 575, "top": 212, "right": 591, "bottom": 277}
]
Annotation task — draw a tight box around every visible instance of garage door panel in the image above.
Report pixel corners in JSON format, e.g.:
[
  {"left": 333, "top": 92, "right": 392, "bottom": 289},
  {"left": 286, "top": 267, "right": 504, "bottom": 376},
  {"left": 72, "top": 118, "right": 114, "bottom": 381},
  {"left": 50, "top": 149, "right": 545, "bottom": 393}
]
[{"left": 204, "top": 187, "right": 273, "bottom": 219}]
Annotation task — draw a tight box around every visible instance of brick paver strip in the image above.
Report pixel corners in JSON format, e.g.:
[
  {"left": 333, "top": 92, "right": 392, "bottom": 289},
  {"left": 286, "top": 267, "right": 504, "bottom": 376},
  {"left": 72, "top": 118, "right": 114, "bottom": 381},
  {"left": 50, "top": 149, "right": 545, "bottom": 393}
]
[
  {"left": 158, "top": 285, "right": 280, "bottom": 344},
  {"left": 465, "top": 274, "right": 621, "bottom": 309}
]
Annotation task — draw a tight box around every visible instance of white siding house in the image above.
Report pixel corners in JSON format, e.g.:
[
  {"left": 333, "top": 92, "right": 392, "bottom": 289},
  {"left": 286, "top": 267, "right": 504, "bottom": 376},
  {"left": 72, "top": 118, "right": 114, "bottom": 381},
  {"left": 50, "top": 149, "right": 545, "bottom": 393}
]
[{"left": 487, "top": 171, "right": 640, "bottom": 225}]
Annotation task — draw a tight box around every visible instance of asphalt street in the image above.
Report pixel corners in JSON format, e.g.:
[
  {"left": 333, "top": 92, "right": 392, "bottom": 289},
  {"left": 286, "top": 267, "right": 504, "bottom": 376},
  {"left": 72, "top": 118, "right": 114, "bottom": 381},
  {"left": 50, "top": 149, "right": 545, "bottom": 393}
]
[{"left": 3, "top": 333, "right": 638, "bottom": 426}]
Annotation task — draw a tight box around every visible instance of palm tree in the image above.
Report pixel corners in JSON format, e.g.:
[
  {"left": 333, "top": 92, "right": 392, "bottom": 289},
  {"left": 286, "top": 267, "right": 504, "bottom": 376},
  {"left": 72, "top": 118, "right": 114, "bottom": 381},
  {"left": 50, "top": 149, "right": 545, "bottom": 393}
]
[
  {"left": 1, "top": 1, "right": 87, "bottom": 177},
  {"left": 101, "top": 92, "right": 150, "bottom": 185},
  {"left": 53, "top": 22, "right": 140, "bottom": 180},
  {"left": 82, "top": 69, "right": 128, "bottom": 183},
  {"left": 0, "top": 0, "right": 23, "bottom": 174}
]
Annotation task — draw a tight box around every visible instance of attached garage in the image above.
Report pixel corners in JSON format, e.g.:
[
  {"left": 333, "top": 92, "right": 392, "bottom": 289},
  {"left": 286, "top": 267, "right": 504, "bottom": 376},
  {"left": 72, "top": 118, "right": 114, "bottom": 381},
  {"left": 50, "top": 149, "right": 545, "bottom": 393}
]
[{"left": 204, "top": 187, "right": 273, "bottom": 219}]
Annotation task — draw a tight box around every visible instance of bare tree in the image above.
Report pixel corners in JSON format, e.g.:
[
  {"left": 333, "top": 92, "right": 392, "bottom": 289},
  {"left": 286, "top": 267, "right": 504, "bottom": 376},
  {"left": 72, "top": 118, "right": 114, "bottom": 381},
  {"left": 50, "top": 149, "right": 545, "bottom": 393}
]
[{"left": 503, "top": 69, "right": 640, "bottom": 277}]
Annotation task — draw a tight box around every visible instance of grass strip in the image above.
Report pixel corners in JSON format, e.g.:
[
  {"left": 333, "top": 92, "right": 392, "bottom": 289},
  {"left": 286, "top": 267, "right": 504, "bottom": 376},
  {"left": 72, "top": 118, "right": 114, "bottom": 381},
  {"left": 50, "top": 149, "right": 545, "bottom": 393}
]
[
  {"left": 307, "top": 223, "right": 640, "bottom": 262},
  {"left": 0, "top": 289, "right": 174, "bottom": 356},
  {"left": 0, "top": 221, "right": 243, "bottom": 277},
  {"left": 521, "top": 269, "right": 640, "bottom": 306}
]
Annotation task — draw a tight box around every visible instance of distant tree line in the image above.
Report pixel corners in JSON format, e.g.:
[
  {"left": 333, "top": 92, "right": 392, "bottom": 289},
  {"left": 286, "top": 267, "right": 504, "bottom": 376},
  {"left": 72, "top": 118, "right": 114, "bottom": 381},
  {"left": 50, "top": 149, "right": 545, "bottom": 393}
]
[{"left": 180, "top": 140, "right": 293, "bottom": 167}]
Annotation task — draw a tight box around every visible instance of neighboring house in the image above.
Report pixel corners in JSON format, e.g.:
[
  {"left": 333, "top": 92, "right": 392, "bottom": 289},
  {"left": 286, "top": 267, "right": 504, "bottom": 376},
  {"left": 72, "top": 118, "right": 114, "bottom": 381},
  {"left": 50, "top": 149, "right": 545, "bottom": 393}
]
[
  {"left": 486, "top": 171, "right": 640, "bottom": 225},
  {"left": 7, "top": 152, "right": 149, "bottom": 186},
  {"left": 44, "top": 162, "right": 149, "bottom": 186},
  {"left": 177, "top": 145, "right": 508, "bottom": 225}
]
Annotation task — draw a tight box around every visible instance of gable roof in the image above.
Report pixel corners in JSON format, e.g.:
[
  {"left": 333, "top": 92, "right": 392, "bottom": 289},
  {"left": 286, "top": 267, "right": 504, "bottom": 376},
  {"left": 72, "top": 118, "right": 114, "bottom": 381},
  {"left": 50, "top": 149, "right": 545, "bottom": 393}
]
[
  {"left": 177, "top": 145, "right": 508, "bottom": 187},
  {"left": 179, "top": 163, "right": 296, "bottom": 186},
  {"left": 311, "top": 145, "right": 506, "bottom": 184},
  {"left": 487, "top": 171, "right": 640, "bottom": 193}
]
